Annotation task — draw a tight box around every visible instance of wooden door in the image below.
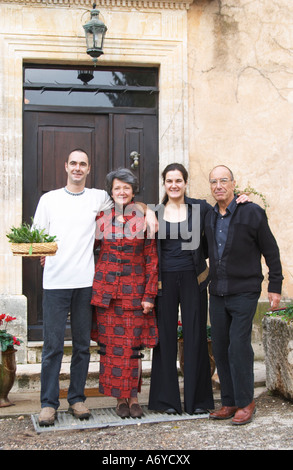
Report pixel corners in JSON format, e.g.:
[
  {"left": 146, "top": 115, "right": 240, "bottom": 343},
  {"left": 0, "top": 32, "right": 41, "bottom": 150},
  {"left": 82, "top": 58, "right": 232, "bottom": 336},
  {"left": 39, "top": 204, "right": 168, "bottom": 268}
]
[{"left": 23, "top": 110, "right": 158, "bottom": 340}]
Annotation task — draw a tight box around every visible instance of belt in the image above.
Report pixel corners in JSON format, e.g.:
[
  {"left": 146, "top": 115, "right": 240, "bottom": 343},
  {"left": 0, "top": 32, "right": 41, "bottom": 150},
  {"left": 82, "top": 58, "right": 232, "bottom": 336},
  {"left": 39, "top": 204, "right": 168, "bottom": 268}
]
[
  {"left": 109, "top": 257, "right": 130, "bottom": 264},
  {"left": 108, "top": 271, "right": 129, "bottom": 277},
  {"left": 110, "top": 245, "right": 133, "bottom": 252}
]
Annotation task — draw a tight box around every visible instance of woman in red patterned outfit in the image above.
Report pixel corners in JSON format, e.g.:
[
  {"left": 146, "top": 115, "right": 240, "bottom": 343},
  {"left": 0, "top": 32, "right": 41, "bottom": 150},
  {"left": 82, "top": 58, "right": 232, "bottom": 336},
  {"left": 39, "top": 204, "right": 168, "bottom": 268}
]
[{"left": 91, "top": 168, "right": 158, "bottom": 418}]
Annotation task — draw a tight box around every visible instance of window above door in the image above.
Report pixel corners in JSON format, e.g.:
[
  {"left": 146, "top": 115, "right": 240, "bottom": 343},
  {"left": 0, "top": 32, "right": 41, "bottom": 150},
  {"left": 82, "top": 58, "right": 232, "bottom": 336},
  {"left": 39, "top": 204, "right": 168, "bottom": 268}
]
[{"left": 23, "top": 65, "right": 159, "bottom": 110}]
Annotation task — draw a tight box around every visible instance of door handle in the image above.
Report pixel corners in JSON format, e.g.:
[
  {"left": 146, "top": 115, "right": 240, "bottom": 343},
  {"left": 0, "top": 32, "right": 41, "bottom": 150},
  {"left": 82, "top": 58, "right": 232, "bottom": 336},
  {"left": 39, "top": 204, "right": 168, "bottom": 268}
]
[{"left": 130, "top": 151, "right": 140, "bottom": 169}]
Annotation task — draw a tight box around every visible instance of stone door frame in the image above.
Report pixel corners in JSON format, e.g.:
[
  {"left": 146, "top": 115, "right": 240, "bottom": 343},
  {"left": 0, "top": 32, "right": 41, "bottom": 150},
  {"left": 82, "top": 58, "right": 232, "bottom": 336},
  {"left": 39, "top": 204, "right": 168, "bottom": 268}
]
[{"left": 1, "top": 1, "right": 190, "bottom": 360}]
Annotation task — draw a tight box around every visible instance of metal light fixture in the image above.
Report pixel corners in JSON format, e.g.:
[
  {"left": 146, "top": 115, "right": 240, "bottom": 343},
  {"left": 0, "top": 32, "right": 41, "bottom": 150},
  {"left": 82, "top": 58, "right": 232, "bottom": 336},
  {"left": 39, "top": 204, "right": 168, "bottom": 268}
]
[
  {"left": 83, "top": 3, "right": 107, "bottom": 64},
  {"left": 77, "top": 70, "right": 94, "bottom": 85}
]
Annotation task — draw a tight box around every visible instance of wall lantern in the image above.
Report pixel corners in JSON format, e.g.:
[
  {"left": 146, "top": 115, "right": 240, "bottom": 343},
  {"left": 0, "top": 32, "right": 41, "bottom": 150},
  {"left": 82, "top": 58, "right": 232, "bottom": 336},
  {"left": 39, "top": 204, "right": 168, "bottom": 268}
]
[{"left": 83, "top": 3, "right": 107, "bottom": 64}]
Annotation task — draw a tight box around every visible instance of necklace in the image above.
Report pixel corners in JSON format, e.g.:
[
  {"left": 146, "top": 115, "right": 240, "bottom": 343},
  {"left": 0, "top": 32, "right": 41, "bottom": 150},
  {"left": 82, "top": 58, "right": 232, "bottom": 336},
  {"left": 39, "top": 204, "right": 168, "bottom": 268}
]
[{"left": 64, "top": 187, "right": 85, "bottom": 196}]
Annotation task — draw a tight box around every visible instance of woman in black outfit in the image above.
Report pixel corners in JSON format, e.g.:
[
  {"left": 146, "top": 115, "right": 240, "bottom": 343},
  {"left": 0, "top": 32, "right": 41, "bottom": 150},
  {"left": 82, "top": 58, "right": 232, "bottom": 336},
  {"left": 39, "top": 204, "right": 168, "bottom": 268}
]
[{"left": 148, "top": 163, "right": 214, "bottom": 415}]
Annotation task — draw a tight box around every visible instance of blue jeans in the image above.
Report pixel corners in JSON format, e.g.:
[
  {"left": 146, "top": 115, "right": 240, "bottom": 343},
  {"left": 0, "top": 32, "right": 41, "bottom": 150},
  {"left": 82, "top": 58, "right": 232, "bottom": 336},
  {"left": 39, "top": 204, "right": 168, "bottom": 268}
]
[
  {"left": 209, "top": 292, "right": 260, "bottom": 408},
  {"left": 41, "top": 288, "right": 93, "bottom": 409}
]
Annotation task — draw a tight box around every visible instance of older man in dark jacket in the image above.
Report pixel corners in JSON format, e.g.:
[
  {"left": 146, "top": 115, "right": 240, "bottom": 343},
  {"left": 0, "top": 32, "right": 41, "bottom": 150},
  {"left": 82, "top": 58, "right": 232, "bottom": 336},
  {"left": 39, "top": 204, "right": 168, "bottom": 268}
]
[{"left": 205, "top": 165, "right": 283, "bottom": 425}]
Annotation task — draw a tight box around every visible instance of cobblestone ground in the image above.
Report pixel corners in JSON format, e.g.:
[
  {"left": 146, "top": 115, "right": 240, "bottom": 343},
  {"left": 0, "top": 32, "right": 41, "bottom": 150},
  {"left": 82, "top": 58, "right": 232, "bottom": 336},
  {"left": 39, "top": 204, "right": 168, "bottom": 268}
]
[{"left": 0, "top": 390, "right": 292, "bottom": 452}]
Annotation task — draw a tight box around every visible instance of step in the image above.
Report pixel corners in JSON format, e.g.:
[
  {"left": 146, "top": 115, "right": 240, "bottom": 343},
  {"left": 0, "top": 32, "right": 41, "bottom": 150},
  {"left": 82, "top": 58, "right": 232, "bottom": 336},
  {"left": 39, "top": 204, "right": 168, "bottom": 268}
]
[
  {"left": 12, "top": 360, "right": 153, "bottom": 394},
  {"left": 12, "top": 360, "right": 266, "bottom": 394}
]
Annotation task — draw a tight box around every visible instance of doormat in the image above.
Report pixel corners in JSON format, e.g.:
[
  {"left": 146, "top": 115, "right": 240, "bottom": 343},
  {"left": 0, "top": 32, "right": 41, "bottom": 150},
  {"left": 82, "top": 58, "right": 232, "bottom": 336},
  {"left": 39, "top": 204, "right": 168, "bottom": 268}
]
[{"left": 31, "top": 406, "right": 209, "bottom": 433}]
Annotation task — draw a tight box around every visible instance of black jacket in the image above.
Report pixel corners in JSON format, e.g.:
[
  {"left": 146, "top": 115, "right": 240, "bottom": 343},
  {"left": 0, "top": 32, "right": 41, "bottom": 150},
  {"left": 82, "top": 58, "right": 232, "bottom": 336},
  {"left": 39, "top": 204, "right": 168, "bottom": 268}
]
[
  {"left": 204, "top": 200, "right": 283, "bottom": 296},
  {"left": 156, "top": 196, "right": 211, "bottom": 294}
]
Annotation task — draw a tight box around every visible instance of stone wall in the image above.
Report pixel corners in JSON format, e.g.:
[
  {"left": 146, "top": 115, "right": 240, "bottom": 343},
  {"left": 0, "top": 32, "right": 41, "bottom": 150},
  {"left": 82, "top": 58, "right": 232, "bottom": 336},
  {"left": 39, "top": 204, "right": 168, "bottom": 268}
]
[{"left": 187, "top": 0, "right": 293, "bottom": 300}]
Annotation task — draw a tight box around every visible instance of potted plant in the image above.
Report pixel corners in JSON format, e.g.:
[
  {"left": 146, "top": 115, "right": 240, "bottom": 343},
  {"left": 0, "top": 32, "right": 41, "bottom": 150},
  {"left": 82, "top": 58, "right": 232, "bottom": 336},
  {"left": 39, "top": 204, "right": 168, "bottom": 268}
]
[
  {"left": 6, "top": 220, "right": 57, "bottom": 257},
  {"left": 262, "top": 304, "right": 293, "bottom": 401},
  {"left": 177, "top": 322, "right": 216, "bottom": 377},
  {"left": 0, "top": 314, "right": 23, "bottom": 407}
]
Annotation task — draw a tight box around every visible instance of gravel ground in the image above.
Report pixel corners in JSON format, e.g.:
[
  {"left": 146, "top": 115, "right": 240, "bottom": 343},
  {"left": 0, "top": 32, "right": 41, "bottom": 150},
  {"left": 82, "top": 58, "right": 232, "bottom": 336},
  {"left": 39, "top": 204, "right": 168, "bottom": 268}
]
[{"left": 0, "top": 390, "right": 292, "bottom": 452}]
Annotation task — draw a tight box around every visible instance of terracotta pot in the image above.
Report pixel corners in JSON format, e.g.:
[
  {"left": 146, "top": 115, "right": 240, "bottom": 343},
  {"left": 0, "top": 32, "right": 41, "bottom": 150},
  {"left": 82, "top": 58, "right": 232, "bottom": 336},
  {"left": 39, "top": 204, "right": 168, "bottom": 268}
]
[
  {"left": 178, "top": 338, "right": 216, "bottom": 377},
  {"left": 0, "top": 349, "right": 16, "bottom": 407}
]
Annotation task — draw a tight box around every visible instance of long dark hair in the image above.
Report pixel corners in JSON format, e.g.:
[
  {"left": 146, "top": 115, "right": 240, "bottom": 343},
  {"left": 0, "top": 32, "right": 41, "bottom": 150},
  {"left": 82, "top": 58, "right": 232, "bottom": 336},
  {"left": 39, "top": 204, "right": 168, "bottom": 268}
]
[{"left": 161, "top": 163, "right": 188, "bottom": 204}]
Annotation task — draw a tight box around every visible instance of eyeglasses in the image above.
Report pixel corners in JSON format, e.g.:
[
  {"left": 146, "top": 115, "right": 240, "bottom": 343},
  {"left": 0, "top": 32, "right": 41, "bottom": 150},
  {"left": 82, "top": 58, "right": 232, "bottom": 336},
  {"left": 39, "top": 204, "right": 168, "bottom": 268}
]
[{"left": 209, "top": 178, "right": 232, "bottom": 186}]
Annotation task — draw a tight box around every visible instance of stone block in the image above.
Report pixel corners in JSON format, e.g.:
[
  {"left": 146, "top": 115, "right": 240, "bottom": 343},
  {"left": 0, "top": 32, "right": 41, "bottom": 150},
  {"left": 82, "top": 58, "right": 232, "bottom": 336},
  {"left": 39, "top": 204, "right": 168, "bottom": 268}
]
[{"left": 262, "top": 316, "right": 293, "bottom": 401}]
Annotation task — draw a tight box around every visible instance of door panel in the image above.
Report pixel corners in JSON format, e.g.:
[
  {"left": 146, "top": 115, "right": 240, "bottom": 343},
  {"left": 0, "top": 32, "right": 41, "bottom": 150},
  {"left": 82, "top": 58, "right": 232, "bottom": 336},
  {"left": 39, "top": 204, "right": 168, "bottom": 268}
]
[
  {"left": 23, "top": 110, "right": 158, "bottom": 340},
  {"left": 40, "top": 127, "right": 95, "bottom": 192},
  {"left": 112, "top": 114, "right": 158, "bottom": 204}
]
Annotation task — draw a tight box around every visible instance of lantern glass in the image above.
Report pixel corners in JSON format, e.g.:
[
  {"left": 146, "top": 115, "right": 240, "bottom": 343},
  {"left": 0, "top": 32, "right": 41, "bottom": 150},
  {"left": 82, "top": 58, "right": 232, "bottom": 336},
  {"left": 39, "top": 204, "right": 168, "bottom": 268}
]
[{"left": 83, "top": 7, "right": 107, "bottom": 60}]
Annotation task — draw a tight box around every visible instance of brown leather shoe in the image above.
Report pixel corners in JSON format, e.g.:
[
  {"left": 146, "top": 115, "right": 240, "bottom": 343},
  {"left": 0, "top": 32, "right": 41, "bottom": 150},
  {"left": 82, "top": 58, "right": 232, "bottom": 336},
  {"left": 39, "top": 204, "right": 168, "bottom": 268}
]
[
  {"left": 232, "top": 401, "right": 256, "bottom": 425},
  {"left": 129, "top": 403, "right": 144, "bottom": 418},
  {"left": 209, "top": 406, "right": 238, "bottom": 420},
  {"left": 116, "top": 402, "right": 130, "bottom": 418}
]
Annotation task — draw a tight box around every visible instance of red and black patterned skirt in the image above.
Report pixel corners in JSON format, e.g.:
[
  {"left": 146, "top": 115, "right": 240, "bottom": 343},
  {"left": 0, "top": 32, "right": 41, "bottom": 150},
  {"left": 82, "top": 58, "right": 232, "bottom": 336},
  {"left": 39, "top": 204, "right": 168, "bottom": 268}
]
[{"left": 92, "top": 300, "right": 158, "bottom": 399}]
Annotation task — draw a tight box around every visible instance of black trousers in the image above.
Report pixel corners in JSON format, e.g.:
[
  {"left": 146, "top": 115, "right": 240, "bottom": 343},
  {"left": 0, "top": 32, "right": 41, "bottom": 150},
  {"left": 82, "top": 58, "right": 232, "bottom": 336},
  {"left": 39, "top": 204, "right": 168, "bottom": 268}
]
[
  {"left": 148, "top": 271, "right": 214, "bottom": 414},
  {"left": 209, "top": 292, "right": 260, "bottom": 408}
]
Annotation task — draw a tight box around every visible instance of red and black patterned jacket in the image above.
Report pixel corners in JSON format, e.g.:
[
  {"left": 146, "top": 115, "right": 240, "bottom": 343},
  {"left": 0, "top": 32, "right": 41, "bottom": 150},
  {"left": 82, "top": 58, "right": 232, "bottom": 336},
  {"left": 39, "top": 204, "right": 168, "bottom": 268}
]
[{"left": 91, "top": 204, "right": 158, "bottom": 310}]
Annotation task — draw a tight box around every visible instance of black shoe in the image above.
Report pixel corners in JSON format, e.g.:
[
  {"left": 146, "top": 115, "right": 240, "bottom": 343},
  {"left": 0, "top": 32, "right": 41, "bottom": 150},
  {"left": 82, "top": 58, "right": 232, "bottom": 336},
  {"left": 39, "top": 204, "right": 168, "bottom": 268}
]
[
  {"left": 164, "top": 408, "right": 178, "bottom": 414},
  {"left": 193, "top": 408, "right": 209, "bottom": 415}
]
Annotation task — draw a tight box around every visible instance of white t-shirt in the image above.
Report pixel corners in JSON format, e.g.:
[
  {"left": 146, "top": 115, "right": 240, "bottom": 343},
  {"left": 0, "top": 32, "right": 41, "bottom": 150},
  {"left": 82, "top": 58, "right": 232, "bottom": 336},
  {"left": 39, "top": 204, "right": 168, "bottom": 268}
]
[{"left": 33, "top": 187, "right": 112, "bottom": 290}]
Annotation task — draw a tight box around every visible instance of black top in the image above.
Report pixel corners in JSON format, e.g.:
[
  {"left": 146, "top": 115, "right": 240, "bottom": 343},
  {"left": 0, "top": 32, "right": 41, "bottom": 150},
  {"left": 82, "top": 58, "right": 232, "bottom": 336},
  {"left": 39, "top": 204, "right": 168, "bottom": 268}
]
[
  {"left": 161, "top": 220, "right": 194, "bottom": 272},
  {"left": 156, "top": 196, "right": 212, "bottom": 294}
]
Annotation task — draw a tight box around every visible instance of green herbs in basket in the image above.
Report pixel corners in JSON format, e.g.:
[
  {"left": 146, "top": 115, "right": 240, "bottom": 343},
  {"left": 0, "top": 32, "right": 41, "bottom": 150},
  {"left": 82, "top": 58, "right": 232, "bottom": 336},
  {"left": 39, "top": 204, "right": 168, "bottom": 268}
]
[
  {"left": 6, "top": 221, "right": 57, "bottom": 244},
  {"left": 7, "top": 220, "right": 57, "bottom": 256}
]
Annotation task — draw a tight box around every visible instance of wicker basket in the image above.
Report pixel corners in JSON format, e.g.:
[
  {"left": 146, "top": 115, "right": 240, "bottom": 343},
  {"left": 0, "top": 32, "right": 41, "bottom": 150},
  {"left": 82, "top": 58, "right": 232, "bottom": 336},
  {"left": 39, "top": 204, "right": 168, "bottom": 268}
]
[{"left": 10, "top": 242, "right": 58, "bottom": 257}]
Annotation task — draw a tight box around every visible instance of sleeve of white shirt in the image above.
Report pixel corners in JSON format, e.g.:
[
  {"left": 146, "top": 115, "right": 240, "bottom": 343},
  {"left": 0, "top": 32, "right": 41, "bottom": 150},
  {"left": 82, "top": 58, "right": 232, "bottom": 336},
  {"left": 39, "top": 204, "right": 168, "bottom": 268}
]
[{"left": 99, "top": 191, "right": 113, "bottom": 212}]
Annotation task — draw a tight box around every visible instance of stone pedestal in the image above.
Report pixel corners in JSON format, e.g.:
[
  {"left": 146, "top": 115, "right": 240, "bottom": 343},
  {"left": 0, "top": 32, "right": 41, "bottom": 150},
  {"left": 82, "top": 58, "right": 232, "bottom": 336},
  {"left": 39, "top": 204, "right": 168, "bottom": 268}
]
[{"left": 262, "top": 316, "right": 293, "bottom": 401}]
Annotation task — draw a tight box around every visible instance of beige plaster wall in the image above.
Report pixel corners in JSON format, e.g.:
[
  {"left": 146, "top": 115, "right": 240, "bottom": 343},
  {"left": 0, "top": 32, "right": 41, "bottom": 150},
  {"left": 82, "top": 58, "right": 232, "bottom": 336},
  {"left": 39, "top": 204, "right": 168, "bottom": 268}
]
[{"left": 187, "top": 0, "right": 293, "bottom": 300}]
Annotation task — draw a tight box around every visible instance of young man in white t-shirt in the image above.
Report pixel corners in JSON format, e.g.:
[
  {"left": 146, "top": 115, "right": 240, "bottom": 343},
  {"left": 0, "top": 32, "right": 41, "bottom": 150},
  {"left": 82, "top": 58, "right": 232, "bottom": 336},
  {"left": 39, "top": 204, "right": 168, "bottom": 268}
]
[{"left": 34, "top": 149, "right": 113, "bottom": 426}]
